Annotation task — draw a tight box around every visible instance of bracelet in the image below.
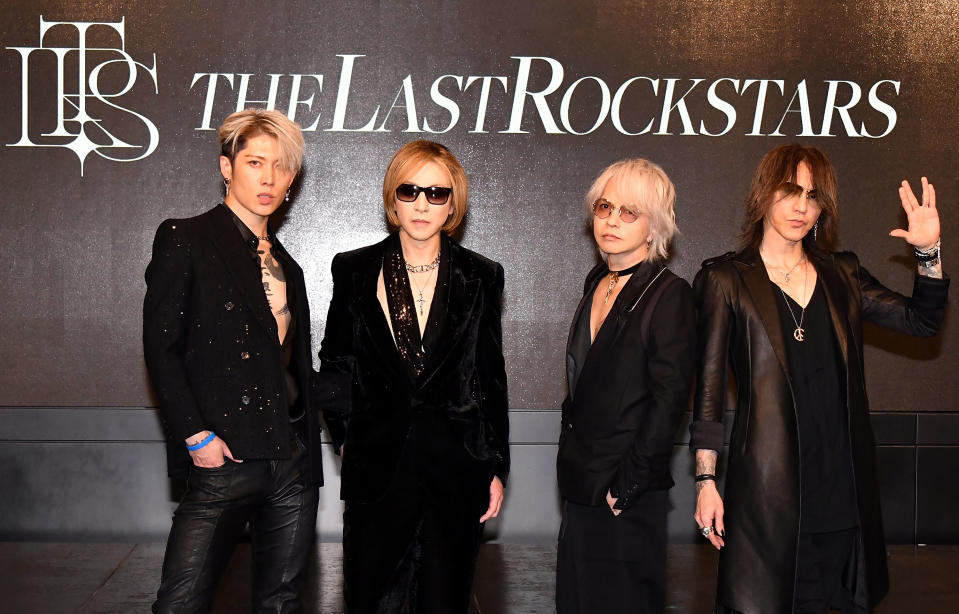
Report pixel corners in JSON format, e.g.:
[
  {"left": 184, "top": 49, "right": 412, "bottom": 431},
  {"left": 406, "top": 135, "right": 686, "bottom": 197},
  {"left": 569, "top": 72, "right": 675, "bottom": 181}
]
[
  {"left": 695, "top": 473, "right": 717, "bottom": 482},
  {"left": 915, "top": 238, "right": 941, "bottom": 261},
  {"left": 186, "top": 431, "right": 216, "bottom": 451}
]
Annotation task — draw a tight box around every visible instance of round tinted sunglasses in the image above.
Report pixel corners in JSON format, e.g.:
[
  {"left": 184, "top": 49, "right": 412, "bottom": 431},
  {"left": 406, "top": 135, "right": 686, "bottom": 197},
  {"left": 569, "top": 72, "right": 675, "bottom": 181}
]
[
  {"left": 395, "top": 183, "right": 452, "bottom": 205},
  {"left": 592, "top": 199, "right": 641, "bottom": 223}
]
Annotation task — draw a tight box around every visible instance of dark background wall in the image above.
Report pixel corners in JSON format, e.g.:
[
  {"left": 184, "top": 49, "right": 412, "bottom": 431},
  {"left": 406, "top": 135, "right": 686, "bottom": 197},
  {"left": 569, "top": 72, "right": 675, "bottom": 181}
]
[{"left": 1, "top": 1, "right": 956, "bottom": 543}]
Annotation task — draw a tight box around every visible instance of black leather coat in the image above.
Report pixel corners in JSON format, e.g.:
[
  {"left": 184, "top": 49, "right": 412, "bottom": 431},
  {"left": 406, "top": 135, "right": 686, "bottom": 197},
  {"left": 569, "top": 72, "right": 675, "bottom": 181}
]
[
  {"left": 690, "top": 248, "right": 948, "bottom": 613},
  {"left": 318, "top": 234, "right": 509, "bottom": 503}
]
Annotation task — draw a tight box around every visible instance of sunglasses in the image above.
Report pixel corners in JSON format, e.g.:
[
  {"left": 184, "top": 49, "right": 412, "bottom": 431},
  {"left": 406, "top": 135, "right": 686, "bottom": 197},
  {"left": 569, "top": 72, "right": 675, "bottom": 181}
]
[
  {"left": 395, "top": 183, "right": 453, "bottom": 205},
  {"left": 592, "top": 199, "right": 641, "bottom": 223},
  {"left": 783, "top": 181, "right": 818, "bottom": 200}
]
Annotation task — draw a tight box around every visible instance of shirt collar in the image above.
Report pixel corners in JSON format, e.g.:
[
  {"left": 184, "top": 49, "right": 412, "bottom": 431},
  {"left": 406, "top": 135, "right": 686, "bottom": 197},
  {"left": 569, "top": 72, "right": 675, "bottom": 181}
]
[{"left": 221, "top": 203, "right": 278, "bottom": 253}]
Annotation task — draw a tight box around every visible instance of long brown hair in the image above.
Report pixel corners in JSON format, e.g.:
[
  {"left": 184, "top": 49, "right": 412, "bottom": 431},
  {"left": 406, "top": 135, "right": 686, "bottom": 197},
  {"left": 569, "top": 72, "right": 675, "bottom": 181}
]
[{"left": 739, "top": 144, "right": 839, "bottom": 252}]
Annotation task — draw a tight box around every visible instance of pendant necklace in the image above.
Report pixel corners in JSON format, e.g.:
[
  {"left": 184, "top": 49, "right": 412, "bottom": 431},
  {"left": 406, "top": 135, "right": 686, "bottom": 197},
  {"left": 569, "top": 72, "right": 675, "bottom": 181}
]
[
  {"left": 408, "top": 267, "right": 437, "bottom": 316},
  {"left": 604, "top": 261, "right": 644, "bottom": 304},
  {"left": 777, "top": 255, "right": 808, "bottom": 342},
  {"left": 765, "top": 253, "right": 804, "bottom": 283}
]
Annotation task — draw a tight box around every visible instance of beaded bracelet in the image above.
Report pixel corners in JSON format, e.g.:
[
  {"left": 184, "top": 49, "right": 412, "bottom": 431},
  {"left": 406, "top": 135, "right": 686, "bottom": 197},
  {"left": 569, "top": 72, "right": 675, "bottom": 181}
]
[
  {"left": 186, "top": 431, "right": 216, "bottom": 451},
  {"left": 915, "top": 238, "right": 941, "bottom": 262}
]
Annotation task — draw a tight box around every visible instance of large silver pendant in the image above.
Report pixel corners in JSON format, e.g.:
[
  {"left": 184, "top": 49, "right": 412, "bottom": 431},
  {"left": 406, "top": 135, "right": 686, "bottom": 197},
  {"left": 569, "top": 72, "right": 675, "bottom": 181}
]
[
  {"left": 415, "top": 291, "right": 426, "bottom": 316},
  {"left": 793, "top": 327, "right": 805, "bottom": 342}
]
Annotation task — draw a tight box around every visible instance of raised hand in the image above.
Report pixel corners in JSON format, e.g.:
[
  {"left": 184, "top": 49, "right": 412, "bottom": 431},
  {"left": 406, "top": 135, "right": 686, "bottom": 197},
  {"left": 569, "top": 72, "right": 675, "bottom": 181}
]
[{"left": 890, "top": 177, "right": 940, "bottom": 251}]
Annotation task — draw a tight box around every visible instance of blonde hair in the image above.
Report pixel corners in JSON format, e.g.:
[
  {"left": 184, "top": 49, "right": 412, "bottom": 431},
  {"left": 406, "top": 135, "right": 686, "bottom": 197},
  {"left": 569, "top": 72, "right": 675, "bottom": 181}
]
[
  {"left": 585, "top": 158, "right": 679, "bottom": 262},
  {"left": 382, "top": 140, "right": 468, "bottom": 234},
  {"left": 218, "top": 108, "right": 305, "bottom": 175}
]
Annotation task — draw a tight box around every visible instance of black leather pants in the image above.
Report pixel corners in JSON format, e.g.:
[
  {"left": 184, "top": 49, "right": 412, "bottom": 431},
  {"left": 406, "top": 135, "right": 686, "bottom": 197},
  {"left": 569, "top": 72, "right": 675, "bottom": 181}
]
[{"left": 153, "top": 437, "right": 319, "bottom": 614}]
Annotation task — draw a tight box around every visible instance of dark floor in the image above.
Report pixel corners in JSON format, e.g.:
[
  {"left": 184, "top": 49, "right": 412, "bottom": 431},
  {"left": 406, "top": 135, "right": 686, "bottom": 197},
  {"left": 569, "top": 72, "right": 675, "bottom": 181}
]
[{"left": 0, "top": 542, "right": 956, "bottom": 613}]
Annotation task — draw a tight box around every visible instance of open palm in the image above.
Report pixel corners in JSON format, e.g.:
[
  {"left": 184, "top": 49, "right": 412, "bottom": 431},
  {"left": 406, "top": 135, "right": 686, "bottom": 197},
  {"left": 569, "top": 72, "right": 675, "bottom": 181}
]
[{"left": 890, "top": 177, "right": 940, "bottom": 250}]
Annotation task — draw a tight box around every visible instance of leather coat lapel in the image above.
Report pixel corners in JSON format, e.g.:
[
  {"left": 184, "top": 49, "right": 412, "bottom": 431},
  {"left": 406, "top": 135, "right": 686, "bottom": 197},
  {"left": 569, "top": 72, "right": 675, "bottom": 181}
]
[
  {"left": 810, "top": 251, "right": 850, "bottom": 365},
  {"left": 207, "top": 208, "right": 278, "bottom": 343},
  {"left": 736, "top": 250, "right": 790, "bottom": 378}
]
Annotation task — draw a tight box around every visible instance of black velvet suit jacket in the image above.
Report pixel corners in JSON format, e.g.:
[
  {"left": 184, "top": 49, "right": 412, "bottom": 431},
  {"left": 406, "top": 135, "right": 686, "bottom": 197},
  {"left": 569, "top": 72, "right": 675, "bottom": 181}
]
[
  {"left": 557, "top": 261, "right": 697, "bottom": 510},
  {"left": 690, "top": 248, "right": 949, "bottom": 613},
  {"left": 318, "top": 234, "right": 509, "bottom": 504},
  {"left": 143, "top": 204, "right": 323, "bottom": 485}
]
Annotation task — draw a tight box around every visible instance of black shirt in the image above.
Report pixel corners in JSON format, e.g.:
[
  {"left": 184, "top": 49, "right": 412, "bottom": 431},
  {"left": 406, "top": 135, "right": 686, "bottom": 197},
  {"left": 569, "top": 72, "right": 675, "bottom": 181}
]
[{"left": 773, "top": 279, "right": 858, "bottom": 532}]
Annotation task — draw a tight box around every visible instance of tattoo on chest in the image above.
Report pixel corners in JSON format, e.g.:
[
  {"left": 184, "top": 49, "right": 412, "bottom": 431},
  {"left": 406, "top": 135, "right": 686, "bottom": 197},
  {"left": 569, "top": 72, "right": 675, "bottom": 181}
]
[{"left": 261, "top": 252, "right": 286, "bottom": 281}]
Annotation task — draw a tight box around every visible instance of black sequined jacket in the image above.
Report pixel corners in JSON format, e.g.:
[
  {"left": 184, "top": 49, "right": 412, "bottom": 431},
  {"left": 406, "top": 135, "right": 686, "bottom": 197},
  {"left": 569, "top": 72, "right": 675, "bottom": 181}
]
[
  {"left": 143, "top": 204, "right": 323, "bottom": 485},
  {"left": 318, "top": 234, "right": 509, "bottom": 503},
  {"left": 689, "top": 248, "right": 949, "bottom": 613}
]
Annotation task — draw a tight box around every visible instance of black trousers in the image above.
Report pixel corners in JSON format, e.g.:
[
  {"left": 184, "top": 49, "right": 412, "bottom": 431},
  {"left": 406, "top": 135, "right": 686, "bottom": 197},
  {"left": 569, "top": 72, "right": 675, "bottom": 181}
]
[
  {"left": 720, "top": 528, "right": 866, "bottom": 614},
  {"left": 153, "top": 436, "right": 319, "bottom": 614},
  {"left": 342, "top": 414, "right": 490, "bottom": 614},
  {"left": 556, "top": 490, "right": 668, "bottom": 614}
]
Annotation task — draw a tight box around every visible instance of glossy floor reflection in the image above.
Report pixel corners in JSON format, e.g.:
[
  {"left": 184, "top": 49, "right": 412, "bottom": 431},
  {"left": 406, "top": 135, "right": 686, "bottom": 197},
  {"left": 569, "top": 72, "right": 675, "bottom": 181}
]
[{"left": 0, "top": 543, "right": 956, "bottom": 613}]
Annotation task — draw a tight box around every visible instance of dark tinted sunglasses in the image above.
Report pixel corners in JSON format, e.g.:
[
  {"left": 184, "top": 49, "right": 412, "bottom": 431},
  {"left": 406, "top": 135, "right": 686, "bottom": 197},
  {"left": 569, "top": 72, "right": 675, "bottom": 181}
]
[
  {"left": 783, "top": 181, "right": 818, "bottom": 200},
  {"left": 395, "top": 183, "right": 452, "bottom": 205}
]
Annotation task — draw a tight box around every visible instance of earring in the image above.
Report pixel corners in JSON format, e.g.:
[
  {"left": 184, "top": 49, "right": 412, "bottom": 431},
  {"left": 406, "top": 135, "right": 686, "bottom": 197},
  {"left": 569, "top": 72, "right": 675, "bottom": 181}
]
[
  {"left": 223, "top": 178, "right": 230, "bottom": 196},
  {"left": 646, "top": 236, "right": 653, "bottom": 246},
  {"left": 813, "top": 220, "right": 819, "bottom": 242},
  {"left": 285, "top": 189, "right": 290, "bottom": 202}
]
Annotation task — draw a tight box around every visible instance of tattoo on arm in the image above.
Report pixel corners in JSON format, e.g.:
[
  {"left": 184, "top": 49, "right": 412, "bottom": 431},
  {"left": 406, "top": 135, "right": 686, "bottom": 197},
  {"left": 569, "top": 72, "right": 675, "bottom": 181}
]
[
  {"left": 918, "top": 260, "right": 943, "bottom": 279},
  {"left": 695, "top": 449, "right": 718, "bottom": 493}
]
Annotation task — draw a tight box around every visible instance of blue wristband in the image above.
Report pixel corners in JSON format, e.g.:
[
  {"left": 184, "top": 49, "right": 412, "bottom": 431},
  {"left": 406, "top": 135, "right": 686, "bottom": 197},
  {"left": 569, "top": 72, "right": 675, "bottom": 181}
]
[{"left": 186, "top": 431, "right": 216, "bottom": 451}]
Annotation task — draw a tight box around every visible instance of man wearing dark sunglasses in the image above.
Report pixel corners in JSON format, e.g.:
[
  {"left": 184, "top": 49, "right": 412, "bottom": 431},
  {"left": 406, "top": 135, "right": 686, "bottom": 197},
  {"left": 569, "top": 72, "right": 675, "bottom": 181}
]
[{"left": 319, "top": 140, "right": 509, "bottom": 614}]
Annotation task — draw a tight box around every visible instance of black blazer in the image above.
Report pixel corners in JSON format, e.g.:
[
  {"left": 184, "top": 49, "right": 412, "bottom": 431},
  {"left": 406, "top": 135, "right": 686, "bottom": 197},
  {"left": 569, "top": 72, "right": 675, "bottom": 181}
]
[
  {"left": 690, "top": 248, "right": 949, "bottom": 613},
  {"left": 318, "top": 234, "right": 509, "bottom": 503},
  {"left": 557, "top": 261, "right": 697, "bottom": 510},
  {"left": 143, "top": 204, "right": 323, "bottom": 485}
]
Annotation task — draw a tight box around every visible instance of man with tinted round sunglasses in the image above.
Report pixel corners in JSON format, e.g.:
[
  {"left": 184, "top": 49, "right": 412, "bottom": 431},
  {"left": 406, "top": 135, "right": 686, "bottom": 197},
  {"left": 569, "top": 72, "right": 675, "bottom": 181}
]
[{"left": 557, "top": 158, "right": 696, "bottom": 614}]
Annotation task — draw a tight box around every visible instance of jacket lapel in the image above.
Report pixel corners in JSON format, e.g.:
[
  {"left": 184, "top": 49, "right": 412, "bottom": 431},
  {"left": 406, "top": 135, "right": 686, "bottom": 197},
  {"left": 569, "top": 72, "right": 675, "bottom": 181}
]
[
  {"left": 206, "top": 207, "right": 278, "bottom": 343},
  {"left": 352, "top": 241, "right": 410, "bottom": 382},
  {"left": 565, "top": 263, "right": 606, "bottom": 400},
  {"left": 571, "top": 262, "right": 663, "bottom": 399},
  {"left": 418, "top": 240, "right": 481, "bottom": 390},
  {"left": 736, "top": 250, "right": 791, "bottom": 378}
]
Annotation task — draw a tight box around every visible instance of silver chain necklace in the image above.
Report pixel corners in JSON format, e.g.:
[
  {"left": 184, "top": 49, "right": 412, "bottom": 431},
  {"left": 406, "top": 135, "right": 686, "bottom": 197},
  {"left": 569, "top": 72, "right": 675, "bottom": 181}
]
[
  {"left": 776, "top": 257, "right": 808, "bottom": 342},
  {"left": 405, "top": 253, "right": 440, "bottom": 274},
  {"left": 408, "top": 266, "right": 437, "bottom": 316},
  {"left": 764, "top": 253, "right": 804, "bottom": 283}
]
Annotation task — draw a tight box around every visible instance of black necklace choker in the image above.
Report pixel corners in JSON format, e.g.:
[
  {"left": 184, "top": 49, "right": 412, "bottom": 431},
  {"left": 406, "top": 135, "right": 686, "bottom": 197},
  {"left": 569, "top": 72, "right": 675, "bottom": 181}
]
[
  {"left": 609, "top": 261, "right": 644, "bottom": 276},
  {"left": 604, "top": 261, "right": 644, "bottom": 304}
]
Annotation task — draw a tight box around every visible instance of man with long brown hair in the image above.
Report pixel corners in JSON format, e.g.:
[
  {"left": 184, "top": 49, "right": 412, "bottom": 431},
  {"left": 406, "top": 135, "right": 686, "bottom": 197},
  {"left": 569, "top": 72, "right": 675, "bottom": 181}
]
[{"left": 690, "top": 144, "right": 947, "bottom": 613}]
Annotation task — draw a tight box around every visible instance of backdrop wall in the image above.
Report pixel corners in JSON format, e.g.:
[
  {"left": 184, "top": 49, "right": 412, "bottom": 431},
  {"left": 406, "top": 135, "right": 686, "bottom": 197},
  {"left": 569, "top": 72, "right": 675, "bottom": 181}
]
[{"left": 1, "top": 0, "right": 956, "bottom": 543}]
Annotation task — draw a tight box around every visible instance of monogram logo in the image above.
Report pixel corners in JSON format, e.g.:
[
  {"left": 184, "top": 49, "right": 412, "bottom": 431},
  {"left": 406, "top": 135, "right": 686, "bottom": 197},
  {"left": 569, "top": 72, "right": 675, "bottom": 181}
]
[{"left": 7, "top": 17, "right": 159, "bottom": 175}]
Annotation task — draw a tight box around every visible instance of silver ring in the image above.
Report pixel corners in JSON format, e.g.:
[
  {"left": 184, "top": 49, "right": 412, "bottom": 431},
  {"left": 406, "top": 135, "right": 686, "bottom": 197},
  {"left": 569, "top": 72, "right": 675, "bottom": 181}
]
[{"left": 701, "top": 526, "right": 712, "bottom": 537}]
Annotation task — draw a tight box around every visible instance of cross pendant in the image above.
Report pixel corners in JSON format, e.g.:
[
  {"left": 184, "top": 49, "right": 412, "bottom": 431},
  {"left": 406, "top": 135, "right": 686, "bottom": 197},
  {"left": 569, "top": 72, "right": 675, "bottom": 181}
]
[{"left": 416, "top": 292, "right": 426, "bottom": 316}]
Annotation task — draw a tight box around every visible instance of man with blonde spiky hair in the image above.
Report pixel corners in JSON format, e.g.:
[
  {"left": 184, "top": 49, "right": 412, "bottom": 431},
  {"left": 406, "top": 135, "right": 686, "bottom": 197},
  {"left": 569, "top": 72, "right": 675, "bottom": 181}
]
[{"left": 144, "top": 108, "right": 322, "bottom": 613}]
